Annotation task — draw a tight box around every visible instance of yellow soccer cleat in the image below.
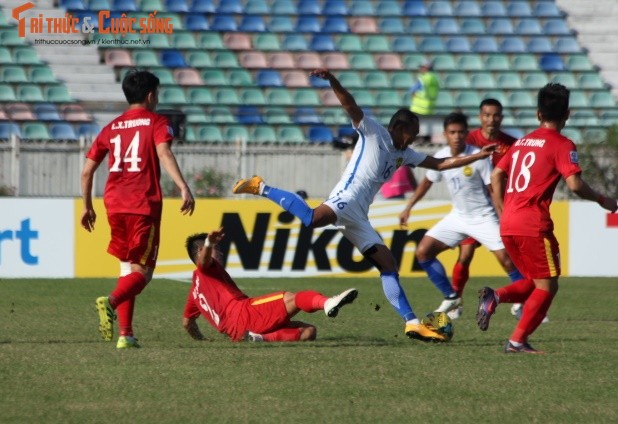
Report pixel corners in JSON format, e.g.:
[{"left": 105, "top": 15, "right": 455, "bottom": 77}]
[
  {"left": 95, "top": 296, "right": 115, "bottom": 342},
  {"left": 116, "top": 336, "right": 141, "bottom": 349},
  {"left": 404, "top": 322, "right": 446, "bottom": 343},
  {"left": 232, "top": 175, "right": 264, "bottom": 195}
]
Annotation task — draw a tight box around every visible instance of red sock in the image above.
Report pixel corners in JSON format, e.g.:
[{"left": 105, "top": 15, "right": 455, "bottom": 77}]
[
  {"left": 511, "top": 288, "right": 554, "bottom": 343},
  {"left": 294, "top": 291, "right": 327, "bottom": 312},
  {"left": 117, "top": 297, "right": 135, "bottom": 337},
  {"left": 109, "top": 272, "right": 147, "bottom": 308},
  {"left": 451, "top": 262, "right": 469, "bottom": 296},
  {"left": 262, "top": 327, "right": 303, "bottom": 342},
  {"left": 496, "top": 278, "right": 535, "bottom": 303}
]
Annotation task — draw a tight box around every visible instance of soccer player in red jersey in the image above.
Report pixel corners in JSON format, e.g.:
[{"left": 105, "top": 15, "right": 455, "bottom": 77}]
[
  {"left": 80, "top": 70, "right": 195, "bottom": 348},
  {"left": 183, "top": 227, "right": 358, "bottom": 342},
  {"left": 451, "top": 99, "right": 517, "bottom": 306},
  {"left": 477, "top": 83, "right": 618, "bottom": 353}
]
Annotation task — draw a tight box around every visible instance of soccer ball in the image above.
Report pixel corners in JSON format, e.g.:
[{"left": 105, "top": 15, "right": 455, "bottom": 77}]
[{"left": 421, "top": 312, "right": 454, "bottom": 342}]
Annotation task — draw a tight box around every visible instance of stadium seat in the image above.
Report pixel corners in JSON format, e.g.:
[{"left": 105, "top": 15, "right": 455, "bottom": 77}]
[
  {"left": 61, "top": 104, "right": 91, "bottom": 121},
  {"left": 141, "top": 0, "right": 164, "bottom": 11},
  {"left": 434, "top": 18, "right": 459, "bottom": 34},
  {"left": 298, "top": 0, "right": 320, "bottom": 14},
  {"left": 351, "top": 90, "right": 375, "bottom": 106},
  {"left": 322, "top": 0, "right": 348, "bottom": 15},
  {"left": 0, "top": 84, "right": 17, "bottom": 102},
  {"left": 402, "top": 0, "right": 427, "bottom": 16},
  {"left": 147, "top": 34, "right": 170, "bottom": 48},
  {"left": 348, "top": 53, "right": 375, "bottom": 70},
  {"left": 485, "top": 54, "right": 510, "bottom": 70},
  {"left": 0, "top": 48, "right": 13, "bottom": 65},
  {"left": 166, "top": 0, "right": 189, "bottom": 12},
  {"left": 89, "top": 0, "right": 110, "bottom": 11},
  {"left": 512, "top": 54, "right": 539, "bottom": 71},
  {"left": 432, "top": 54, "right": 456, "bottom": 70},
  {"left": 472, "top": 36, "right": 498, "bottom": 53},
  {"left": 427, "top": 1, "right": 453, "bottom": 16},
  {"left": 376, "top": 54, "right": 403, "bottom": 70},
  {"left": 470, "top": 73, "right": 496, "bottom": 89},
  {"left": 277, "top": 126, "right": 305, "bottom": 144},
  {"left": 567, "top": 55, "right": 595, "bottom": 71},
  {"left": 268, "top": 52, "right": 295, "bottom": 69},
  {"left": 13, "top": 47, "right": 42, "bottom": 65},
  {"left": 482, "top": 90, "right": 507, "bottom": 107},
  {"left": 209, "top": 106, "right": 235, "bottom": 123},
  {"left": 336, "top": 34, "right": 362, "bottom": 51},
  {"left": 266, "top": 88, "right": 293, "bottom": 106},
  {"left": 213, "top": 52, "right": 240, "bottom": 68},
  {"left": 22, "top": 122, "right": 51, "bottom": 140},
  {"left": 239, "top": 52, "right": 268, "bottom": 69},
  {"left": 569, "top": 110, "right": 599, "bottom": 127},
  {"left": 516, "top": 110, "right": 539, "bottom": 127},
  {"left": 457, "top": 54, "right": 483, "bottom": 70},
  {"left": 322, "top": 16, "right": 349, "bottom": 33},
  {"left": 497, "top": 72, "right": 523, "bottom": 89},
  {"left": 408, "top": 18, "right": 432, "bottom": 34},
  {"left": 132, "top": 50, "right": 159, "bottom": 67},
  {"left": 310, "top": 34, "right": 336, "bottom": 52},
  {"left": 364, "top": 71, "right": 389, "bottom": 88},
  {"left": 264, "top": 107, "right": 292, "bottom": 124},
  {"left": 188, "top": 87, "right": 213, "bottom": 105},
  {"left": 534, "top": 2, "right": 564, "bottom": 18},
  {"left": 6, "top": 103, "right": 35, "bottom": 121},
  {"left": 507, "top": 1, "right": 532, "bottom": 17},
  {"left": 578, "top": 74, "right": 606, "bottom": 89},
  {"left": 527, "top": 37, "right": 553, "bottom": 53},
  {"left": 460, "top": 18, "right": 485, "bottom": 34},
  {"left": 236, "top": 106, "right": 263, "bottom": 124},
  {"left": 487, "top": 17, "right": 514, "bottom": 34},
  {"left": 508, "top": 92, "right": 535, "bottom": 108},
  {"left": 349, "top": 17, "right": 378, "bottom": 33},
  {"left": 293, "top": 89, "right": 320, "bottom": 106},
  {"left": 554, "top": 37, "right": 581, "bottom": 54},
  {"left": 443, "top": 73, "right": 470, "bottom": 89},
  {"left": 364, "top": 35, "right": 390, "bottom": 52},
  {"left": 378, "top": 17, "right": 404, "bottom": 34},
  {"left": 309, "top": 74, "right": 330, "bottom": 88},
  {"left": 599, "top": 110, "right": 618, "bottom": 126},
  {"left": 17, "top": 85, "right": 45, "bottom": 102},
  {"left": 239, "top": 15, "right": 267, "bottom": 32},
  {"left": 523, "top": 72, "right": 549, "bottom": 89},
  {"left": 282, "top": 34, "right": 309, "bottom": 51},
  {"left": 543, "top": 19, "right": 572, "bottom": 36},
  {"left": 376, "top": 90, "right": 403, "bottom": 107},
  {"left": 338, "top": 71, "right": 363, "bottom": 88},
  {"left": 77, "top": 123, "right": 101, "bottom": 138},
  {"left": 187, "top": 52, "right": 212, "bottom": 68},
  {"left": 2, "top": 66, "right": 28, "bottom": 83},
  {"left": 419, "top": 36, "right": 446, "bottom": 52},
  {"left": 454, "top": 1, "right": 481, "bottom": 16},
  {"left": 61, "top": 0, "right": 86, "bottom": 10},
  {"left": 590, "top": 92, "right": 616, "bottom": 108},
  {"left": 251, "top": 126, "right": 277, "bottom": 144},
  {"left": 159, "top": 87, "right": 188, "bottom": 105},
  {"left": 256, "top": 70, "right": 283, "bottom": 87},
  {"left": 269, "top": 16, "right": 295, "bottom": 32},
  {"left": 435, "top": 92, "right": 455, "bottom": 109},
  {"left": 211, "top": 15, "right": 237, "bottom": 32},
  {"left": 391, "top": 36, "right": 417, "bottom": 53},
  {"left": 215, "top": 0, "right": 242, "bottom": 13},
  {"left": 183, "top": 106, "right": 209, "bottom": 124},
  {"left": 293, "top": 107, "right": 322, "bottom": 124},
  {"left": 228, "top": 69, "right": 253, "bottom": 86},
  {"left": 281, "top": 70, "right": 310, "bottom": 87},
  {"left": 296, "top": 15, "right": 321, "bottom": 33},
  {"left": 500, "top": 37, "right": 526, "bottom": 53},
  {"left": 197, "top": 125, "right": 223, "bottom": 143},
  {"left": 515, "top": 19, "right": 542, "bottom": 35},
  {"left": 104, "top": 49, "right": 133, "bottom": 67},
  {"left": 583, "top": 128, "right": 606, "bottom": 144},
  {"left": 322, "top": 53, "right": 350, "bottom": 70},
  {"left": 172, "top": 33, "right": 197, "bottom": 49},
  {"left": 561, "top": 128, "right": 582, "bottom": 144},
  {"left": 199, "top": 33, "right": 224, "bottom": 50},
  {"left": 174, "top": 69, "right": 203, "bottom": 85},
  {"left": 50, "top": 122, "right": 78, "bottom": 141},
  {"left": 349, "top": 1, "right": 375, "bottom": 15},
  {"left": 550, "top": 73, "right": 577, "bottom": 88},
  {"left": 151, "top": 68, "right": 175, "bottom": 85},
  {"left": 481, "top": 1, "right": 506, "bottom": 17},
  {"left": 214, "top": 88, "right": 240, "bottom": 105},
  {"left": 403, "top": 53, "right": 428, "bottom": 70},
  {"left": 456, "top": 92, "right": 482, "bottom": 108},
  {"left": 34, "top": 103, "right": 62, "bottom": 121},
  {"left": 446, "top": 36, "right": 471, "bottom": 53},
  {"left": 376, "top": 1, "right": 401, "bottom": 16},
  {"left": 308, "top": 126, "right": 334, "bottom": 143},
  {"left": 296, "top": 53, "right": 323, "bottom": 69},
  {"left": 254, "top": 33, "right": 281, "bottom": 51},
  {"left": 0, "top": 122, "right": 22, "bottom": 139},
  {"left": 111, "top": 0, "right": 138, "bottom": 12},
  {"left": 539, "top": 54, "right": 566, "bottom": 71},
  {"left": 271, "top": 0, "right": 296, "bottom": 14}
]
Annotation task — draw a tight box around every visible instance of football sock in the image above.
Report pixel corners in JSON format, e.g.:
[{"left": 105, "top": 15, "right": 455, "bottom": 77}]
[
  {"left": 508, "top": 269, "right": 524, "bottom": 282},
  {"left": 262, "top": 186, "right": 314, "bottom": 227},
  {"left": 294, "top": 291, "right": 327, "bottom": 312},
  {"left": 262, "top": 327, "right": 303, "bottom": 342},
  {"left": 418, "top": 258, "right": 457, "bottom": 298},
  {"left": 381, "top": 272, "right": 416, "bottom": 322},
  {"left": 510, "top": 288, "right": 554, "bottom": 343},
  {"left": 116, "top": 297, "right": 135, "bottom": 337},
  {"left": 109, "top": 272, "right": 147, "bottom": 308},
  {"left": 495, "top": 278, "right": 535, "bottom": 304},
  {"left": 451, "top": 262, "right": 469, "bottom": 296}
]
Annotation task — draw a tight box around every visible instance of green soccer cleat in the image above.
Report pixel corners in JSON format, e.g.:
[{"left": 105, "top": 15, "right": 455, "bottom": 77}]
[
  {"left": 116, "top": 336, "right": 140, "bottom": 349},
  {"left": 232, "top": 175, "right": 264, "bottom": 195},
  {"left": 95, "top": 296, "right": 115, "bottom": 342}
]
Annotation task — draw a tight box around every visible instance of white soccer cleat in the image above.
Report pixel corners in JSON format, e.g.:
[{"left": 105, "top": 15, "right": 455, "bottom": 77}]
[
  {"left": 435, "top": 297, "right": 462, "bottom": 313},
  {"left": 511, "top": 303, "right": 523, "bottom": 320},
  {"left": 244, "top": 331, "right": 264, "bottom": 342},
  {"left": 447, "top": 305, "right": 463, "bottom": 320},
  {"left": 324, "top": 288, "right": 358, "bottom": 317}
]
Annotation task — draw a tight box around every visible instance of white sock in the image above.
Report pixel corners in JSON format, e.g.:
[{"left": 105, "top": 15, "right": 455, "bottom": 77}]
[
  {"left": 406, "top": 319, "right": 420, "bottom": 325},
  {"left": 509, "top": 340, "right": 523, "bottom": 347}
]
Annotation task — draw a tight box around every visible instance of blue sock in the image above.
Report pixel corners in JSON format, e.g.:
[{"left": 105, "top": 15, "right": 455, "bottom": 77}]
[
  {"left": 263, "top": 186, "right": 314, "bottom": 227},
  {"left": 418, "top": 258, "right": 457, "bottom": 298},
  {"left": 381, "top": 272, "right": 416, "bottom": 322},
  {"left": 508, "top": 268, "right": 524, "bottom": 282}
]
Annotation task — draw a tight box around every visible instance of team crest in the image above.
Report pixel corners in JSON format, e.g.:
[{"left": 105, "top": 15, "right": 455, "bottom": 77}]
[
  {"left": 395, "top": 157, "right": 403, "bottom": 168},
  {"left": 569, "top": 151, "right": 579, "bottom": 164},
  {"left": 462, "top": 166, "right": 473, "bottom": 177}
]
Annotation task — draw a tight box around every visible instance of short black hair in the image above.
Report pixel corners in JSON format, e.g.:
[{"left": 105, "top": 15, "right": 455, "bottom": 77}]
[
  {"left": 479, "top": 98, "right": 503, "bottom": 111},
  {"left": 122, "top": 69, "right": 160, "bottom": 104},
  {"left": 388, "top": 108, "right": 419, "bottom": 132},
  {"left": 443, "top": 112, "right": 468, "bottom": 130},
  {"left": 538, "top": 83, "right": 569, "bottom": 122},
  {"left": 185, "top": 232, "right": 208, "bottom": 264}
]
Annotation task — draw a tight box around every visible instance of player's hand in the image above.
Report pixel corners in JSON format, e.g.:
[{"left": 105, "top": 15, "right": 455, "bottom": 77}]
[
  {"left": 81, "top": 209, "right": 96, "bottom": 232},
  {"left": 480, "top": 143, "right": 498, "bottom": 157},
  {"left": 180, "top": 186, "right": 195, "bottom": 216},
  {"left": 183, "top": 317, "right": 206, "bottom": 340},
  {"left": 207, "top": 227, "right": 225, "bottom": 245},
  {"left": 601, "top": 197, "right": 618, "bottom": 213},
  {"left": 399, "top": 210, "right": 410, "bottom": 228},
  {"left": 310, "top": 68, "right": 332, "bottom": 80}
]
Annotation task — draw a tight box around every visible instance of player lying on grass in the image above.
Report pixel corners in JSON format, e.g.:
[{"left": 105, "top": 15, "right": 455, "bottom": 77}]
[{"left": 183, "top": 227, "right": 358, "bottom": 342}]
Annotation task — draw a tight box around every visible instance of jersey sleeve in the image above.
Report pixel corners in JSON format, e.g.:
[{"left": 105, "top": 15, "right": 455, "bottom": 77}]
[
  {"left": 183, "top": 286, "right": 200, "bottom": 319},
  {"left": 85, "top": 129, "right": 109, "bottom": 163},
  {"left": 556, "top": 140, "right": 582, "bottom": 179},
  {"left": 153, "top": 114, "right": 174, "bottom": 146}
]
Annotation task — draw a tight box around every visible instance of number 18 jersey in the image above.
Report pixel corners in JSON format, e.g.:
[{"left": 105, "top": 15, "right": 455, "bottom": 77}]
[
  {"left": 86, "top": 107, "right": 173, "bottom": 219},
  {"left": 496, "top": 127, "right": 581, "bottom": 236}
]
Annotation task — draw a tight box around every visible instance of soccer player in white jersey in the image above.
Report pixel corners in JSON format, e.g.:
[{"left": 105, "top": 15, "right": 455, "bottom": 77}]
[
  {"left": 399, "top": 112, "right": 523, "bottom": 319},
  {"left": 233, "top": 69, "right": 495, "bottom": 342}
]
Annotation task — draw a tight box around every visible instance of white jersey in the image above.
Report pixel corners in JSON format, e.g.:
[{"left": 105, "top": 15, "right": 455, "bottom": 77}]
[
  {"left": 425, "top": 144, "right": 495, "bottom": 220},
  {"left": 329, "top": 116, "right": 427, "bottom": 215}
]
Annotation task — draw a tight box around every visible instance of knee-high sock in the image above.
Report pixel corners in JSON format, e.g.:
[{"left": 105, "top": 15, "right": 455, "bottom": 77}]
[
  {"left": 495, "top": 278, "right": 535, "bottom": 304},
  {"left": 109, "top": 272, "right": 147, "bottom": 308},
  {"left": 263, "top": 186, "right": 314, "bottom": 227},
  {"left": 294, "top": 291, "right": 327, "bottom": 312},
  {"left": 510, "top": 288, "right": 554, "bottom": 343},
  {"left": 451, "top": 262, "right": 469, "bottom": 296},
  {"left": 418, "top": 258, "right": 456, "bottom": 298},
  {"left": 262, "top": 327, "right": 303, "bottom": 342},
  {"left": 381, "top": 272, "right": 416, "bottom": 321},
  {"left": 116, "top": 297, "right": 135, "bottom": 337}
]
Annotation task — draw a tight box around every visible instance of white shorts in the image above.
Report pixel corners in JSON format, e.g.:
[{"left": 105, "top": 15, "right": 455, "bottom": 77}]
[
  {"left": 323, "top": 191, "right": 384, "bottom": 253},
  {"left": 425, "top": 212, "right": 504, "bottom": 251}
]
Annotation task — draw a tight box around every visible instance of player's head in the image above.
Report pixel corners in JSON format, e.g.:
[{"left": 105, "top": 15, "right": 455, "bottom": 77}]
[
  {"left": 537, "top": 83, "right": 570, "bottom": 125},
  {"left": 186, "top": 232, "right": 208, "bottom": 264},
  {"left": 122, "top": 69, "right": 160, "bottom": 110},
  {"left": 443, "top": 112, "right": 468, "bottom": 153},
  {"left": 388, "top": 108, "right": 420, "bottom": 150},
  {"left": 478, "top": 98, "right": 504, "bottom": 138}
]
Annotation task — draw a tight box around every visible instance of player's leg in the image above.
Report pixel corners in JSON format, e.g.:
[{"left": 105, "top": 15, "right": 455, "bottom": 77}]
[
  {"left": 249, "top": 321, "right": 317, "bottom": 342},
  {"left": 286, "top": 288, "right": 358, "bottom": 318},
  {"left": 452, "top": 239, "right": 477, "bottom": 296}
]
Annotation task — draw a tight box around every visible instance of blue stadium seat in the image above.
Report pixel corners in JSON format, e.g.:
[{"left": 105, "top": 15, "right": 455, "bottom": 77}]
[
  {"left": 554, "top": 37, "right": 581, "bottom": 53},
  {"left": 77, "top": 123, "right": 101, "bottom": 138},
  {"left": 190, "top": 0, "right": 214, "bottom": 13},
  {"left": 402, "top": 0, "right": 427, "bottom": 16},
  {"left": 298, "top": 0, "right": 321, "bottom": 14},
  {"left": 185, "top": 15, "right": 209, "bottom": 31},
  {"left": 379, "top": 17, "right": 405, "bottom": 34},
  {"left": 533, "top": 2, "right": 564, "bottom": 18},
  {"left": 282, "top": 34, "right": 309, "bottom": 51},
  {"left": 322, "top": 0, "right": 348, "bottom": 15},
  {"left": 216, "top": 0, "right": 242, "bottom": 13},
  {"left": 539, "top": 54, "right": 566, "bottom": 71},
  {"left": 487, "top": 17, "right": 513, "bottom": 34},
  {"left": 239, "top": 15, "right": 267, "bottom": 32},
  {"left": 165, "top": 0, "right": 188, "bottom": 13},
  {"left": 500, "top": 37, "right": 526, "bottom": 53},
  {"left": 527, "top": 37, "right": 553, "bottom": 53},
  {"left": 111, "top": 0, "right": 137, "bottom": 12},
  {"left": 349, "top": 1, "right": 374, "bottom": 15},
  {"left": 506, "top": 1, "right": 531, "bottom": 17},
  {"left": 427, "top": 1, "right": 453, "bottom": 16},
  {"left": 376, "top": 1, "right": 402, "bottom": 16},
  {"left": 293, "top": 107, "right": 322, "bottom": 124},
  {"left": 460, "top": 18, "right": 485, "bottom": 34},
  {"left": 296, "top": 15, "right": 321, "bottom": 32},
  {"left": 245, "top": 0, "right": 269, "bottom": 14},
  {"left": 161, "top": 50, "right": 187, "bottom": 68},
  {"left": 256, "top": 70, "right": 283, "bottom": 87},
  {"left": 310, "top": 34, "right": 336, "bottom": 51},
  {"left": 446, "top": 36, "right": 471, "bottom": 53},
  {"left": 408, "top": 18, "right": 432, "bottom": 34},
  {"left": 392, "top": 36, "right": 418, "bottom": 52},
  {"left": 236, "top": 106, "right": 263, "bottom": 124},
  {"left": 0, "top": 123, "right": 22, "bottom": 139},
  {"left": 434, "top": 18, "right": 459, "bottom": 34},
  {"left": 419, "top": 36, "right": 446, "bottom": 52},
  {"left": 50, "top": 122, "right": 78, "bottom": 141},
  {"left": 211, "top": 15, "right": 237, "bottom": 32},
  {"left": 454, "top": 1, "right": 481, "bottom": 16},
  {"left": 308, "top": 126, "right": 334, "bottom": 143},
  {"left": 516, "top": 19, "right": 542, "bottom": 35},
  {"left": 270, "top": 17, "right": 295, "bottom": 33},
  {"left": 309, "top": 75, "right": 330, "bottom": 88},
  {"left": 34, "top": 103, "right": 62, "bottom": 121},
  {"left": 60, "top": 0, "right": 86, "bottom": 10},
  {"left": 472, "top": 36, "right": 498, "bottom": 53},
  {"left": 481, "top": 1, "right": 506, "bottom": 17},
  {"left": 271, "top": 0, "right": 296, "bottom": 14},
  {"left": 543, "top": 19, "right": 572, "bottom": 35},
  {"left": 322, "top": 16, "right": 349, "bottom": 33}
]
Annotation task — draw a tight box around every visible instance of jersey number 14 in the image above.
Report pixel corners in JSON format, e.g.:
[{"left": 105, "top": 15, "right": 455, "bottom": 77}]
[{"left": 110, "top": 132, "right": 143, "bottom": 172}]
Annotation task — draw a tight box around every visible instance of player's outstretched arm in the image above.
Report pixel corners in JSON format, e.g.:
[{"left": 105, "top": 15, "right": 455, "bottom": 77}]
[
  {"left": 156, "top": 142, "right": 195, "bottom": 216},
  {"left": 196, "top": 227, "right": 225, "bottom": 271},
  {"left": 399, "top": 177, "right": 433, "bottom": 227},
  {"left": 183, "top": 316, "right": 205, "bottom": 340},
  {"left": 310, "top": 68, "right": 363, "bottom": 127},
  {"left": 80, "top": 158, "right": 100, "bottom": 232},
  {"left": 565, "top": 174, "right": 618, "bottom": 212},
  {"left": 419, "top": 144, "right": 496, "bottom": 171}
]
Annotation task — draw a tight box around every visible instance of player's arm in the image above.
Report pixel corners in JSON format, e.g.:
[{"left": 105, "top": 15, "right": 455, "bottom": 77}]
[
  {"left": 490, "top": 167, "right": 507, "bottom": 217},
  {"left": 80, "top": 158, "right": 101, "bottom": 232},
  {"left": 156, "top": 142, "right": 195, "bottom": 216},
  {"left": 565, "top": 173, "right": 618, "bottom": 212},
  {"left": 310, "top": 68, "right": 364, "bottom": 127},
  {"left": 183, "top": 316, "right": 205, "bottom": 340},
  {"left": 399, "top": 177, "right": 433, "bottom": 227},
  {"left": 196, "top": 227, "right": 225, "bottom": 272},
  {"left": 419, "top": 144, "right": 496, "bottom": 171}
]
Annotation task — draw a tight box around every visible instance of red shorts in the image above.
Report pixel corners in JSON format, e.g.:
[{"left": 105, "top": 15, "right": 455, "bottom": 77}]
[
  {"left": 226, "top": 292, "right": 290, "bottom": 341},
  {"left": 460, "top": 237, "right": 480, "bottom": 246},
  {"left": 502, "top": 234, "right": 560, "bottom": 280},
  {"left": 107, "top": 213, "right": 160, "bottom": 268}
]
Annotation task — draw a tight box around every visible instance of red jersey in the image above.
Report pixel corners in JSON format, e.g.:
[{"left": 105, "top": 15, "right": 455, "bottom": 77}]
[
  {"left": 86, "top": 108, "right": 173, "bottom": 219},
  {"left": 467, "top": 128, "right": 516, "bottom": 167},
  {"left": 496, "top": 128, "right": 581, "bottom": 236},
  {"left": 183, "top": 260, "right": 249, "bottom": 336}
]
